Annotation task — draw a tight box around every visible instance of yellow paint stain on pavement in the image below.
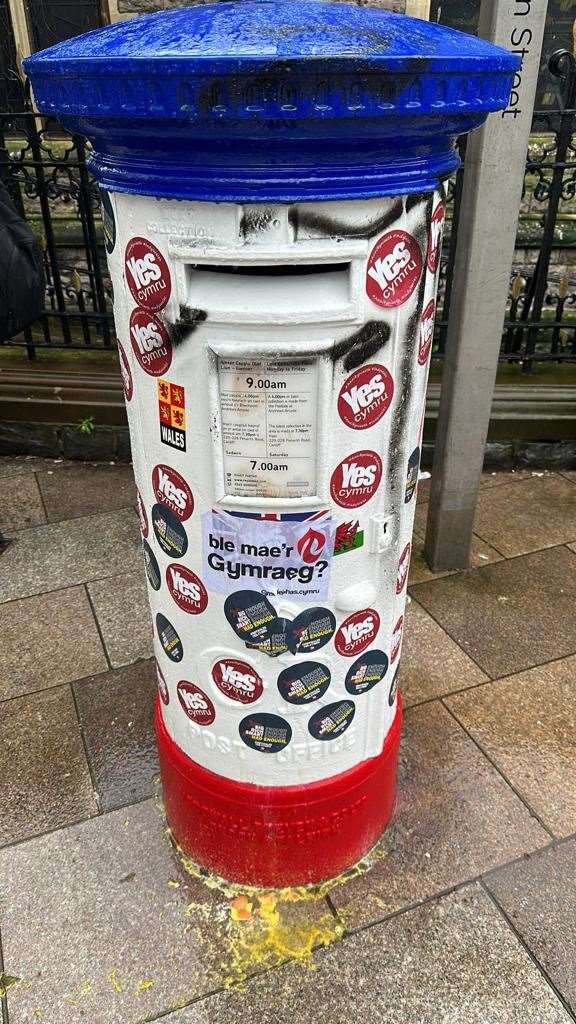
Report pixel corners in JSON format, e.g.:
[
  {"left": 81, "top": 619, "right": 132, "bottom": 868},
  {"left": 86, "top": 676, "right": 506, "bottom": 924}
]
[
  {"left": 64, "top": 980, "right": 94, "bottom": 1006},
  {"left": 135, "top": 979, "right": 155, "bottom": 996},
  {"left": 222, "top": 891, "right": 344, "bottom": 990},
  {"left": 10, "top": 813, "right": 391, "bottom": 1016},
  {"left": 107, "top": 968, "right": 125, "bottom": 993},
  {"left": 0, "top": 973, "right": 21, "bottom": 998},
  {"left": 230, "top": 895, "right": 253, "bottom": 922},
  {"left": 175, "top": 831, "right": 392, "bottom": 990}
]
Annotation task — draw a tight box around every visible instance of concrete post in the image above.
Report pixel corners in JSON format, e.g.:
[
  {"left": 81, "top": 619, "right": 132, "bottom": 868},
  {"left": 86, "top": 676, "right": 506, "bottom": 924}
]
[{"left": 424, "top": 0, "right": 549, "bottom": 571}]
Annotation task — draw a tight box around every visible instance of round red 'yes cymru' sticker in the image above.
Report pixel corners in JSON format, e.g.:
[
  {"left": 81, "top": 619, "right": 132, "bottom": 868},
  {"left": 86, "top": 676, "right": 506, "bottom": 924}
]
[
  {"left": 212, "top": 659, "right": 263, "bottom": 705},
  {"left": 117, "top": 340, "right": 133, "bottom": 401},
  {"left": 129, "top": 308, "right": 172, "bottom": 377},
  {"left": 427, "top": 203, "right": 445, "bottom": 274},
  {"left": 125, "top": 236, "right": 171, "bottom": 311},
  {"left": 335, "top": 608, "right": 380, "bottom": 657},
  {"left": 419, "top": 299, "right": 436, "bottom": 366},
  {"left": 330, "top": 450, "right": 382, "bottom": 509},
  {"left": 166, "top": 563, "right": 208, "bottom": 615},
  {"left": 337, "top": 364, "right": 394, "bottom": 430},
  {"left": 152, "top": 464, "right": 194, "bottom": 522},
  {"left": 366, "top": 230, "right": 422, "bottom": 309},
  {"left": 177, "top": 681, "right": 215, "bottom": 726},
  {"left": 396, "top": 543, "right": 411, "bottom": 594}
]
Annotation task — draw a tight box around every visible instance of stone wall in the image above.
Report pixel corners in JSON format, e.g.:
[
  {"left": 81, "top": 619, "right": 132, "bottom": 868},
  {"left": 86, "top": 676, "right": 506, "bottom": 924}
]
[
  {"left": 2, "top": 420, "right": 574, "bottom": 469},
  {"left": 114, "top": 0, "right": 425, "bottom": 20}
]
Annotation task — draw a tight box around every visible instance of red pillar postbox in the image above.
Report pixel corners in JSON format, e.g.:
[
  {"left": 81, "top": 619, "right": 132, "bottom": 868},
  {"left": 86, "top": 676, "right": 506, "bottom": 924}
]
[{"left": 24, "top": 1, "right": 519, "bottom": 886}]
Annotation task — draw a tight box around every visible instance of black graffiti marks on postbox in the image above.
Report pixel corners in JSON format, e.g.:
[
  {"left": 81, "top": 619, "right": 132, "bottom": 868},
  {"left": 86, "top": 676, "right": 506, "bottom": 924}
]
[
  {"left": 143, "top": 539, "right": 161, "bottom": 591},
  {"left": 405, "top": 447, "right": 420, "bottom": 503},
  {"left": 288, "top": 607, "right": 336, "bottom": 655},
  {"left": 246, "top": 617, "right": 292, "bottom": 658},
  {"left": 100, "top": 190, "right": 116, "bottom": 255},
  {"left": 152, "top": 503, "right": 188, "bottom": 559},
  {"left": 331, "top": 321, "right": 391, "bottom": 374},
  {"left": 156, "top": 612, "right": 183, "bottom": 662},
  {"left": 239, "top": 713, "right": 292, "bottom": 754},
  {"left": 277, "top": 662, "right": 331, "bottom": 705},
  {"left": 427, "top": 202, "right": 446, "bottom": 275},
  {"left": 308, "top": 700, "right": 356, "bottom": 741},
  {"left": 345, "top": 650, "right": 389, "bottom": 696},
  {"left": 388, "top": 666, "right": 400, "bottom": 707},
  {"left": 224, "top": 590, "right": 277, "bottom": 646}
]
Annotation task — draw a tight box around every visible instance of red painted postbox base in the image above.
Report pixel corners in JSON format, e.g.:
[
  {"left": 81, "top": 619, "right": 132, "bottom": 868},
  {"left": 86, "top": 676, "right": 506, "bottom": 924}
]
[{"left": 155, "top": 697, "right": 402, "bottom": 888}]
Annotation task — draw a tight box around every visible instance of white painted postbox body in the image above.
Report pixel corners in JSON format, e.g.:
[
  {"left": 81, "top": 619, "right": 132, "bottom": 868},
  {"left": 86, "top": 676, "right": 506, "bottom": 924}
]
[{"left": 105, "top": 190, "right": 443, "bottom": 785}]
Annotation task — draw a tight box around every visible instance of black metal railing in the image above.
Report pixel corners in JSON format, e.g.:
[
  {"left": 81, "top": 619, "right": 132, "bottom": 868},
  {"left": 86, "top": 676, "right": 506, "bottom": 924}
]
[
  {"left": 0, "top": 109, "right": 113, "bottom": 356},
  {"left": 1, "top": 49, "right": 576, "bottom": 367},
  {"left": 434, "top": 48, "right": 576, "bottom": 371}
]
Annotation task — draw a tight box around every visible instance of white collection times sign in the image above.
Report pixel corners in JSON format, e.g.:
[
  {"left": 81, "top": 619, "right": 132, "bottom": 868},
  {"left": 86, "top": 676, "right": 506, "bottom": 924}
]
[{"left": 218, "top": 356, "right": 319, "bottom": 499}]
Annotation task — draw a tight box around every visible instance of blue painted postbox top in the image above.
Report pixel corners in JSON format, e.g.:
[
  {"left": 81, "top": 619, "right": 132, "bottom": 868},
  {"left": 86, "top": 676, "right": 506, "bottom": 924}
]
[{"left": 23, "top": 1, "right": 520, "bottom": 202}]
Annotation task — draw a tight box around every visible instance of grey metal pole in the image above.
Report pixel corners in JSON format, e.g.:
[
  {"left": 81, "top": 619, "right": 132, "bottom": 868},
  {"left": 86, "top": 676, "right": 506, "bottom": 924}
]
[{"left": 424, "top": 0, "right": 549, "bottom": 571}]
